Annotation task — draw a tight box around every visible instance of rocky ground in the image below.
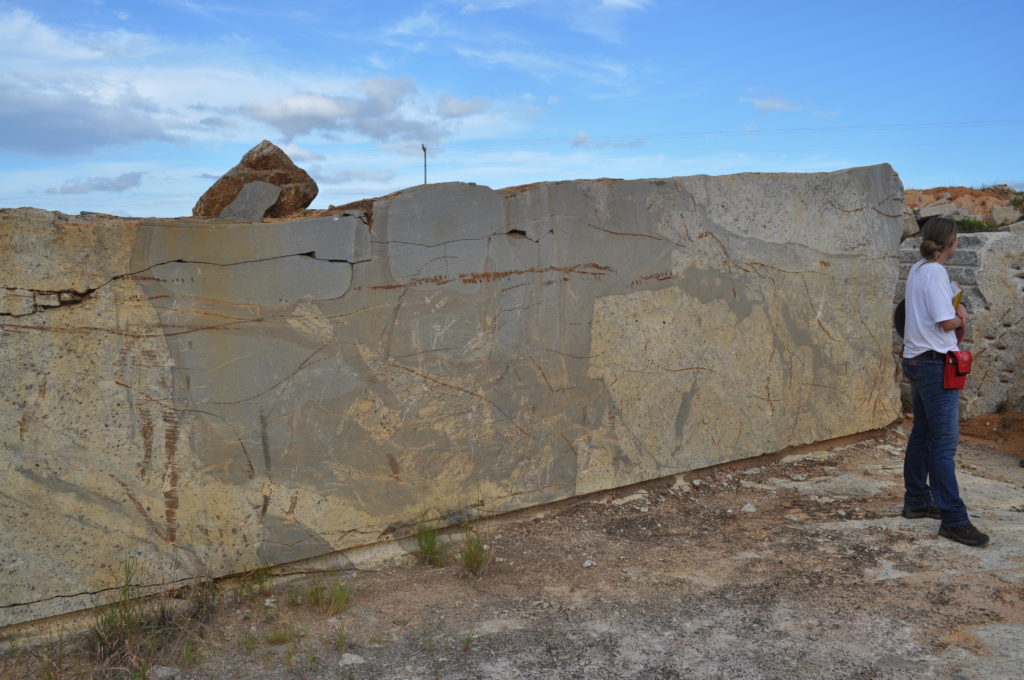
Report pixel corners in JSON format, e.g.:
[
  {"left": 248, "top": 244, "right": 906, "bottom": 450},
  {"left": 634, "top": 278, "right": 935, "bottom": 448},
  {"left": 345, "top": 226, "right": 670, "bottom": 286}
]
[{"left": 4, "top": 415, "right": 1023, "bottom": 680}]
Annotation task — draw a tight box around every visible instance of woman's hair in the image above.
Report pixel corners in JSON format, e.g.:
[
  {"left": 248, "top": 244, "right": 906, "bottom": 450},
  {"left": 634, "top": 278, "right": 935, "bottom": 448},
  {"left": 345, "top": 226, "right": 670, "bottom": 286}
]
[{"left": 919, "top": 216, "right": 958, "bottom": 261}]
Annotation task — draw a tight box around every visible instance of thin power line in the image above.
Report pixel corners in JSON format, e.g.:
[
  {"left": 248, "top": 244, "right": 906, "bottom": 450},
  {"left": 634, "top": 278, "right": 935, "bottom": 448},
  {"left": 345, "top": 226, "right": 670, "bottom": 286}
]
[{"left": 440, "top": 118, "right": 1024, "bottom": 150}]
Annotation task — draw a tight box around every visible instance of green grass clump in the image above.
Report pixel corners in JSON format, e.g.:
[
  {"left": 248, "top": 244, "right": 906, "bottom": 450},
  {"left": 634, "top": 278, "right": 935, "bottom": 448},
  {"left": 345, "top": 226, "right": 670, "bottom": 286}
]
[
  {"left": 265, "top": 626, "right": 301, "bottom": 646},
  {"left": 955, "top": 217, "right": 997, "bottom": 233},
  {"left": 84, "top": 559, "right": 216, "bottom": 677},
  {"left": 332, "top": 627, "right": 347, "bottom": 653},
  {"left": 460, "top": 526, "right": 493, "bottom": 577},
  {"left": 304, "top": 579, "right": 350, "bottom": 616},
  {"left": 414, "top": 517, "right": 449, "bottom": 566},
  {"left": 231, "top": 566, "right": 275, "bottom": 602}
]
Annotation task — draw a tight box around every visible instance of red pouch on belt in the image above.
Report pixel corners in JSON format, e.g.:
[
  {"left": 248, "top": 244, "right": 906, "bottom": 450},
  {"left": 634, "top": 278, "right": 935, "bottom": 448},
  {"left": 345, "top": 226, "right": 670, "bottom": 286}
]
[{"left": 943, "top": 350, "right": 972, "bottom": 390}]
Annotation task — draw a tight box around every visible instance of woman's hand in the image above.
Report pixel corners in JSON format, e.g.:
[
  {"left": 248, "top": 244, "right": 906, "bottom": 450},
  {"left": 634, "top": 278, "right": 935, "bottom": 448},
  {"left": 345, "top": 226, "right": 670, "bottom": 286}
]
[{"left": 956, "top": 304, "right": 969, "bottom": 328}]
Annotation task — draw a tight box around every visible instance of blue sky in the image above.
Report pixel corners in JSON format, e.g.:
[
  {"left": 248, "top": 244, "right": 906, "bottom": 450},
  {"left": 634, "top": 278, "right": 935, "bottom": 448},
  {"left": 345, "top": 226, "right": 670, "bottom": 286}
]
[{"left": 2, "top": 0, "right": 1022, "bottom": 217}]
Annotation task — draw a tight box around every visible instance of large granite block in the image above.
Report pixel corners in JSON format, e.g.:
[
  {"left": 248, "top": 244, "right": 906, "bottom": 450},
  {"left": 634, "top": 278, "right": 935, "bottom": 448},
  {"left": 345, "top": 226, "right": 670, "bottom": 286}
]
[{"left": 0, "top": 165, "right": 905, "bottom": 627}]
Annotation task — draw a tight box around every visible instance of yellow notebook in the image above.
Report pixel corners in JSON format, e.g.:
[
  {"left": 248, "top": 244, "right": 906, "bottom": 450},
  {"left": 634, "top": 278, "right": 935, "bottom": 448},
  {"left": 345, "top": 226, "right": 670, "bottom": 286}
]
[{"left": 951, "top": 281, "right": 963, "bottom": 309}]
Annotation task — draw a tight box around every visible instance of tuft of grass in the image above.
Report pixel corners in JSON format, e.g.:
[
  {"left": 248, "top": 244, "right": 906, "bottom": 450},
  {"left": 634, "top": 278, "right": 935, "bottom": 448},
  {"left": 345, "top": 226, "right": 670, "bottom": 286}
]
[
  {"left": 83, "top": 558, "right": 216, "bottom": 677},
  {"left": 955, "top": 217, "right": 998, "bottom": 233},
  {"left": 86, "top": 558, "right": 150, "bottom": 669},
  {"left": 182, "top": 638, "right": 202, "bottom": 667},
  {"left": 332, "top": 627, "right": 347, "bottom": 654},
  {"left": 414, "top": 516, "right": 449, "bottom": 566},
  {"left": 265, "top": 626, "right": 301, "bottom": 646},
  {"left": 304, "top": 579, "right": 350, "bottom": 616},
  {"left": 231, "top": 566, "right": 275, "bottom": 602},
  {"left": 283, "top": 583, "right": 304, "bottom": 607},
  {"left": 237, "top": 632, "right": 258, "bottom": 655},
  {"left": 461, "top": 626, "right": 477, "bottom": 653},
  {"left": 460, "top": 525, "right": 493, "bottom": 577}
]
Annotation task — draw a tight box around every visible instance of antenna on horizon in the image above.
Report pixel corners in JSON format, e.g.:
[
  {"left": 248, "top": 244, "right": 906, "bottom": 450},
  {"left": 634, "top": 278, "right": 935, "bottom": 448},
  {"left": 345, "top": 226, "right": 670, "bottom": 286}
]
[{"left": 422, "top": 144, "right": 427, "bottom": 184}]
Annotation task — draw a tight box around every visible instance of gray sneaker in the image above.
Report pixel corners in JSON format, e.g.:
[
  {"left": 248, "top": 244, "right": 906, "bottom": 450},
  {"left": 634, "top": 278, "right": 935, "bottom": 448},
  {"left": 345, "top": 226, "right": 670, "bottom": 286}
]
[{"left": 938, "top": 523, "right": 990, "bottom": 547}]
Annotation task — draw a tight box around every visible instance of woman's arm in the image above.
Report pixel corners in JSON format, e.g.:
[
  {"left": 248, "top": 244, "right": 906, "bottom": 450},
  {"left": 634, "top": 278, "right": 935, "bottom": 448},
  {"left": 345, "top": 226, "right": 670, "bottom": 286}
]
[{"left": 938, "top": 304, "right": 968, "bottom": 331}]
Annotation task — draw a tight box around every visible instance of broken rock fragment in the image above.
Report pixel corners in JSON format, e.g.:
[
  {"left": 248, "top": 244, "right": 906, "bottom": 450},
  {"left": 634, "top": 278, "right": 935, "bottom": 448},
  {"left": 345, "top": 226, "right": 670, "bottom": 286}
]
[
  {"left": 218, "top": 181, "right": 282, "bottom": 222},
  {"left": 192, "top": 140, "right": 318, "bottom": 220}
]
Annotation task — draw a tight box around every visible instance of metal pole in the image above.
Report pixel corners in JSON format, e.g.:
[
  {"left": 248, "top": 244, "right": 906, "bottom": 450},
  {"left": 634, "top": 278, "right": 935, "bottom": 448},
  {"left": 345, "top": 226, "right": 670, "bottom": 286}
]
[{"left": 422, "top": 144, "right": 427, "bottom": 184}]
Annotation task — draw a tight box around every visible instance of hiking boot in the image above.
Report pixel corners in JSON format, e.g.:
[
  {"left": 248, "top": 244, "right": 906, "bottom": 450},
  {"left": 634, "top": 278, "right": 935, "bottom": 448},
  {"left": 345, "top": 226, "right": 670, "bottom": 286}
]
[
  {"left": 939, "top": 523, "right": 990, "bottom": 547},
  {"left": 901, "top": 505, "right": 941, "bottom": 519}
]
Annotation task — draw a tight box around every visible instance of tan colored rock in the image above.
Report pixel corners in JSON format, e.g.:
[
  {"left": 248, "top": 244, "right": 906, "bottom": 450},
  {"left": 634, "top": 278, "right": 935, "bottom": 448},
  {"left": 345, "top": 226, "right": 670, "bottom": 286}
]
[
  {"left": 905, "top": 186, "right": 1016, "bottom": 225},
  {"left": 192, "top": 140, "right": 318, "bottom": 219},
  {"left": 902, "top": 204, "right": 919, "bottom": 238},
  {"left": 989, "top": 205, "right": 1020, "bottom": 226},
  {"left": 962, "top": 233, "right": 1024, "bottom": 415},
  {"left": 1, "top": 166, "right": 905, "bottom": 627}
]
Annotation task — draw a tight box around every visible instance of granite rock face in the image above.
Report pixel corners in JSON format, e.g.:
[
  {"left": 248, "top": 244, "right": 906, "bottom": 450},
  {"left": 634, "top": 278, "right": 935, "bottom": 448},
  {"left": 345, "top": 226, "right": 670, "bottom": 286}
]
[
  {"left": 0, "top": 165, "right": 905, "bottom": 627},
  {"left": 192, "top": 140, "right": 318, "bottom": 219}
]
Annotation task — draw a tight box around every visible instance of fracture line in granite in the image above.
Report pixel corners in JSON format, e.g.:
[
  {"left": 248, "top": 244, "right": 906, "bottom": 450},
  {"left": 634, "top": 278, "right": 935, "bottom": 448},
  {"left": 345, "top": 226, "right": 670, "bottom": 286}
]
[{"left": 1, "top": 251, "right": 357, "bottom": 319}]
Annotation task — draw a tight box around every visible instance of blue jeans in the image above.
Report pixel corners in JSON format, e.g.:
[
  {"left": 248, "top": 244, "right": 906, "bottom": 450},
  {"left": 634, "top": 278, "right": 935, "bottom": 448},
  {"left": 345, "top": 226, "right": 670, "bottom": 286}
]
[{"left": 902, "top": 357, "right": 969, "bottom": 527}]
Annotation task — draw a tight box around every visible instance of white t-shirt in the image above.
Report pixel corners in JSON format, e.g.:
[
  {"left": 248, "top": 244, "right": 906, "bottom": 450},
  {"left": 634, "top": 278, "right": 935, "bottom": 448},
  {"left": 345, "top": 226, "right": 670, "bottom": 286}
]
[{"left": 903, "top": 259, "right": 958, "bottom": 358}]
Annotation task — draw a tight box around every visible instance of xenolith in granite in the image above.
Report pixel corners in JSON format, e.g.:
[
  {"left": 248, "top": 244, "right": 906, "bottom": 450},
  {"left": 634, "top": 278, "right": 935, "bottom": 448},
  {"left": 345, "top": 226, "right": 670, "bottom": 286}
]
[{"left": 0, "top": 165, "right": 904, "bottom": 627}]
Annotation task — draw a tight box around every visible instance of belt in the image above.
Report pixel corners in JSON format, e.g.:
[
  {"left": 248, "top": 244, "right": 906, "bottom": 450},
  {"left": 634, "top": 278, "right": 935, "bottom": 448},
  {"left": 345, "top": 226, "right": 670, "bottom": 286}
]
[{"left": 911, "top": 350, "right": 946, "bottom": 361}]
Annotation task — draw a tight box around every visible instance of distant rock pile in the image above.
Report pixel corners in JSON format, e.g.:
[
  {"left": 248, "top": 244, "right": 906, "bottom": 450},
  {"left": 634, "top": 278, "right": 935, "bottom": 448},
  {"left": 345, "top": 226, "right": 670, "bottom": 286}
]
[
  {"left": 904, "top": 185, "right": 1023, "bottom": 232},
  {"left": 192, "top": 140, "right": 318, "bottom": 221}
]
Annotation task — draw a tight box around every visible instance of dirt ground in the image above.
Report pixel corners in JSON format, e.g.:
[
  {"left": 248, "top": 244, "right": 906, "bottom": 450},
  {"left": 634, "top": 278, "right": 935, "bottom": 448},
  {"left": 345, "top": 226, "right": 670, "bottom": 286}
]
[
  {"left": 4, "top": 414, "right": 1023, "bottom": 680},
  {"left": 961, "top": 410, "right": 1024, "bottom": 461}
]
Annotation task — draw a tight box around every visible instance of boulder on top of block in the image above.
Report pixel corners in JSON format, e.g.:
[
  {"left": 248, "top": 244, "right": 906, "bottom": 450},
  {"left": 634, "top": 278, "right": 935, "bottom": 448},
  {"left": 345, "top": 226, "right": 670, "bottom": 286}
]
[{"left": 192, "top": 140, "right": 318, "bottom": 220}]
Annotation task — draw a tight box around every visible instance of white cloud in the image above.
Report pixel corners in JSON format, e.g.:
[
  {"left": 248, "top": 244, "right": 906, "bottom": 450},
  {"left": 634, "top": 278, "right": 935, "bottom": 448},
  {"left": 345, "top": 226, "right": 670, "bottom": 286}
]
[
  {"left": 385, "top": 10, "right": 451, "bottom": 37},
  {"left": 740, "top": 96, "right": 802, "bottom": 114},
  {"left": 601, "top": 0, "right": 649, "bottom": 8},
  {"left": 570, "top": 130, "right": 644, "bottom": 148},
  {"left": 0, "top": 76, "right": 175, "bottom": 154},
  {"left": 456, "top": 47, "right": 627, "bottom": 86},
  {"left": 317, "top": 168, "right": 397, "bottom": 185},
  {"left": 238, "top": 78, "right": 449, "bottom": 144},
  {"left": 46, "top": 171, "right": 144, "bottom": 194},
  {"left": 280, "top": 143, "right": 325, "bottom": 162},
  {"left": 437, "top": 93, "right": 488, "bottom": 118},
  {"left": 446, "top": 0, "right": 649, "bottom": 41},
  {"left": 198, "top": 116, "right": 236, "bottom": 129},
  {"left": 79, "top": 29, "right": 166, "bottom": 59},
  {"left": 0, "top": 8, "right": 163, "bottom": 62},
  {"left": 0, "top": 8, "right": 100, "bottom": 61}
]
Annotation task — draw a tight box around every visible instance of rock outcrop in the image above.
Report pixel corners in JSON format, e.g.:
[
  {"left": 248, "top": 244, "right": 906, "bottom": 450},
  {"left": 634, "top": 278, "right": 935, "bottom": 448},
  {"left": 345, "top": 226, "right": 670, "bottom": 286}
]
[
  {"left": 1, "top": 166, "right": 904, "bottom": 628},
  {"left": 192, "top": 140, "right": 318, "bottom": 220},
  {"left": 904, "top": 185, "right": 1023, "bottom": 229}
]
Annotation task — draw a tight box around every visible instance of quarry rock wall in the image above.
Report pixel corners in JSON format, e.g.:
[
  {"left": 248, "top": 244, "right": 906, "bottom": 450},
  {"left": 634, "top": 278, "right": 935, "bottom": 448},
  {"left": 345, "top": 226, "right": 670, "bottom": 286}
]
[{"left": 0, "top": 165, "right": 905, "bottom": 627}]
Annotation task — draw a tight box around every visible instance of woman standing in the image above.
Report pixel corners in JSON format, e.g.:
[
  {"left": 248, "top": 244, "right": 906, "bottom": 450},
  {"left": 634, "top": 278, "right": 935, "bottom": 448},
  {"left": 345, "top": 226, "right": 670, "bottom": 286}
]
[{"left": 901, "top": 216, "right": 988, "bottom": 547}]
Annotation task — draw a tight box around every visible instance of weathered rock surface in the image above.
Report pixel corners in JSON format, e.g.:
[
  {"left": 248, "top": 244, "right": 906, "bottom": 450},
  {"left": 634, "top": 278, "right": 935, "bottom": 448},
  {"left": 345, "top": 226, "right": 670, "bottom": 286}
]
[
  {"left": 898, "top": 232, "right": 1024, "bottom": 416},
  {"left": 904, "top": 185, "right": 1023, "bottom": 228},
  {"left": 0, "top": 166, "right": 905, "bottom": 627},
  {"left": 218, "top": 181, "right": 282, "bottom": 222},
  {"left": 192, "top": 141, "right": 318, "bottom": 219}
]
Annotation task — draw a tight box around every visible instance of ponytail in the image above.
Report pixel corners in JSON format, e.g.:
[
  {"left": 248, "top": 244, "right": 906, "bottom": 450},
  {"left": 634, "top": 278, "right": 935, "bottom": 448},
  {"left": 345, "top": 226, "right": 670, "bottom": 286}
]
[{"left": 919, "top": 216, "right": 957, "bottom": 261}]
